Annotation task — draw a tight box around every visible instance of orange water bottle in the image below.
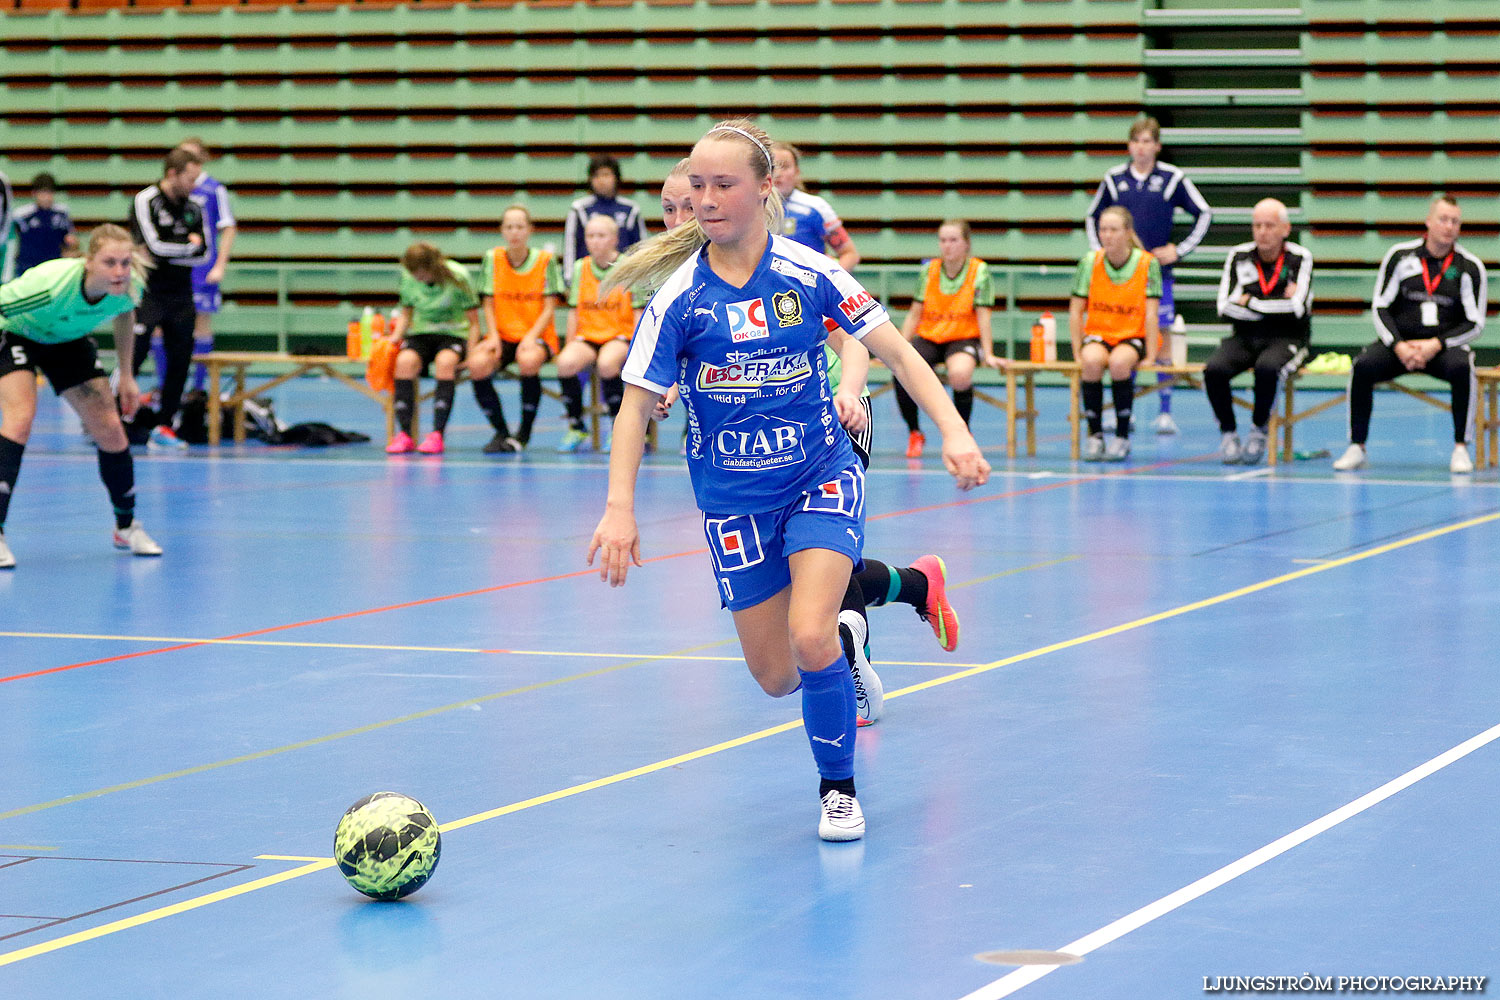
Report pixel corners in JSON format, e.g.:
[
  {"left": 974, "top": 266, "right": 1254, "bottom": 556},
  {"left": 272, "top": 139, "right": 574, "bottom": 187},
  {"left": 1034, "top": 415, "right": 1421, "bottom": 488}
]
[
  {"left": 1029, "top": 321, "right": 1045, "bottom": 362},
  {"left": 347, "top": 320, "right": 361, "bottom": 360}
]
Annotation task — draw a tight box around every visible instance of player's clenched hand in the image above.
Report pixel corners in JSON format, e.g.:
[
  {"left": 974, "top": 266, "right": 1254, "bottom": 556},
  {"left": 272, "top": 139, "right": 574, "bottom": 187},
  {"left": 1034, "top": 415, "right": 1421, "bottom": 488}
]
[
  {"left": 941, "top": 432, "right": 990, "bottom": 491},
  {"left": 833, "top": 391, "right": 867, "bottom": 433},
  {"left": 587, "top": 507, "right": 643, "bottom": 587}
]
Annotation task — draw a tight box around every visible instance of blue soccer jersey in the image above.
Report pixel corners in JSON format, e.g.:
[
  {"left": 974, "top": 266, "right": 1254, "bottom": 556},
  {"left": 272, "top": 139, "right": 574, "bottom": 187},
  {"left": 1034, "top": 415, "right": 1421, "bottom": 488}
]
[
  {"left": 1084, "top": 160, "right": 1212, "bottom": 280},
  {"left": 623, "top": 235, "right": 890, "bottom": 514},
  {"left": 778, "top": 189, "right": 843, "bottom": 255},
  {"left": 189, "top": 173, "right": 236, "bottom": 285}
]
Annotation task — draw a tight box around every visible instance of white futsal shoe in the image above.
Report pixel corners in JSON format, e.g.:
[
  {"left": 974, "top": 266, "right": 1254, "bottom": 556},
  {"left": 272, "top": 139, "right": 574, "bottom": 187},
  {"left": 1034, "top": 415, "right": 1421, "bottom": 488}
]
[
  {"left": 1153, "top": 412, "right": 1180, "bottom": 435},
  {"left": 1219, "top": 433, "right": 1242, "bottom": 464},
  {"left": 1332, "top": 443, "right": 1367, "bottom": 472},
  {"left": 1083, "top": 434, "right": 1106, "bottom": 462},
  {"left": 1104, "top": 435, "right": 1131, "bottom": 461},
  {"left": 0, "top": 532, "right": 14, "bottom": 569},
  {"left": 838, "top": 610, "right": 883, "bottom": 726},
  {"left": 819, "top": 790, "right": 865, "bottom": 842},
  {"left": 113, "top": 521, "right": 163, "bottom": 557},
  {"left": 1242, "top": 427, "right": 1269, "bottom": 465},
  {"left": 1450, "top": 444, "right": 1473, "bottom": 474}
]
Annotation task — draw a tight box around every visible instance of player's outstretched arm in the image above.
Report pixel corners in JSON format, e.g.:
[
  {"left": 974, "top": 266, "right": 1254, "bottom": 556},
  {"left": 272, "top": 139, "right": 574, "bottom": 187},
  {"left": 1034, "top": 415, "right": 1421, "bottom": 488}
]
[
  {"left": 860, "top": 322, "right": 990, "bottom": 490},
  {"left": 587, "top": 383, "right": 658, "bottom": 586}
]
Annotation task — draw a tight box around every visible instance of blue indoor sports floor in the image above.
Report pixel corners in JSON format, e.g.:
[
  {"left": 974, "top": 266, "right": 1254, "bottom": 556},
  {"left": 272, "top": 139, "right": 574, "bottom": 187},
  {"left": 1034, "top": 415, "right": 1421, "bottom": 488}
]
[{"left": 1, "top": 377, "right": 1496, "bottom": 999}]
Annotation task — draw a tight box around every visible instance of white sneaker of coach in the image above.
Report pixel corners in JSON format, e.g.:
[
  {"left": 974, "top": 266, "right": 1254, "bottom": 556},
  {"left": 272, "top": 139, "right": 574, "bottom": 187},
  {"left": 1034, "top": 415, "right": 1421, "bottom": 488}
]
[{"left": 1332, "top": 443, "right": 1367, "bottom": 472}]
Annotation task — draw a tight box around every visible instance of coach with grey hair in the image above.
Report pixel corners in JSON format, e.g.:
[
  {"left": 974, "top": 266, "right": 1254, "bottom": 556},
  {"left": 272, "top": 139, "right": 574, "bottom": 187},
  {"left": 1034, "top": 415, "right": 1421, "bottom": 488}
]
[{"left": 1207, "top": 198, "right": 1314, "bottom": 464}]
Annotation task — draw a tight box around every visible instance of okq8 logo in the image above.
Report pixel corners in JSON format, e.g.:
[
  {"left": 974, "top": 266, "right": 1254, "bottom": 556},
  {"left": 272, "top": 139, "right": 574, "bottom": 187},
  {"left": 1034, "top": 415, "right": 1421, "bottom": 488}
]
[{"left": 727, "top": 298, "right": 770, "bottom": 343}]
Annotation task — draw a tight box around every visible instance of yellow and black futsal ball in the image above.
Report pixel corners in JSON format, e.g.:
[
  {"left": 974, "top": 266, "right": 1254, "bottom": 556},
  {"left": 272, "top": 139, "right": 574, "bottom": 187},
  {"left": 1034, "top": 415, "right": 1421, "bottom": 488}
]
[{"left": 334, "top": 792, "right": 441, "bottom": 900}]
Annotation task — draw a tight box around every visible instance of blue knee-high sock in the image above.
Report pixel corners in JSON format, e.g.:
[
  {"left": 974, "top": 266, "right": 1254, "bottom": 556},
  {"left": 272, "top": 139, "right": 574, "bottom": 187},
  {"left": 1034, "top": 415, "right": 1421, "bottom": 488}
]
[
  {"left": 1157, "top": 372, "right": 1173, "bottom": 413},
  {"left": 799, "top": 659, "right": 856, "bottom": 781},
  {"left": 189, "top": 337, "right": 214, "bottom": 393}
]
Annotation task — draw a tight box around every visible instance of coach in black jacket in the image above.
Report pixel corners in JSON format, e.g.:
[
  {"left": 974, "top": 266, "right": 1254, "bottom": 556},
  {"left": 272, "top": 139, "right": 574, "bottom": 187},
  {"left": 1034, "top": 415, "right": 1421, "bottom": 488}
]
[
  {"left": 1333, "top": 196, "right": 1488, "bottom": 474},
  {"left": 1208, "top": 198, "right": 1314, "bottom": 464},
  {"left": 128, "top": 147, "right": 210, "bottom": 448}
]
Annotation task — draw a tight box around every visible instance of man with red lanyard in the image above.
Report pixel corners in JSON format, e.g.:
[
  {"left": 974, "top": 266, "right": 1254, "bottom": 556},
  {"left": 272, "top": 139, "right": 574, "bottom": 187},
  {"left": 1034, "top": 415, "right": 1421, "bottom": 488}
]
[
  {"left": 1206, "top": 198, "right": 1314, "bottom": 464},
  {"left": 1335, "top": 196, "right": 1488, "bottom": 474}
]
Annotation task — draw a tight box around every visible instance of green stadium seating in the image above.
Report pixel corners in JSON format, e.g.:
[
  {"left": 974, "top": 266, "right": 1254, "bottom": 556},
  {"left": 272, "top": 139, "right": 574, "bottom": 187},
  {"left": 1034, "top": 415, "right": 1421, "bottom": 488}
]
[
  {"left": 1300, "top": 150, "right": 1500, "bottom": 186},
  {"left": 1, "top": 34, "right": 1143, "bottom": 77},
  {"left": 1304, "top": 191, "right": 1500, "bottom": 227},
  {"left": 0, "top": 111, "right": 1137, "bottom": 154},
  {"left": 1304, "top": 29, "right": 1500, "bottom": 67},
  {"left": 0, "top": 0, "right": 1145, "bottom": 43},
  {"left": 1302, "top": 110, "right": 1500, "bottom": 145},
  {"left": 1303, "top": 70, "right": 1500, "bottom": 106},
  {"left": 0, "top": 73, "right": 1148, "bottom": 115},
  {"left": 1304, "top": 0, "right": 1499, "bottom": 25},
  {"left": 3, "top": 0, "right": 1494, "bottom": 352}
]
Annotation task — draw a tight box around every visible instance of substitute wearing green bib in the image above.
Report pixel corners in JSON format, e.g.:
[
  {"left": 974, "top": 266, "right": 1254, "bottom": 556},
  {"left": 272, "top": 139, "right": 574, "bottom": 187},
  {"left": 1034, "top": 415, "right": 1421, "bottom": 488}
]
[{"left": 0, "top": 224, "right": 163, "bottom": 568}]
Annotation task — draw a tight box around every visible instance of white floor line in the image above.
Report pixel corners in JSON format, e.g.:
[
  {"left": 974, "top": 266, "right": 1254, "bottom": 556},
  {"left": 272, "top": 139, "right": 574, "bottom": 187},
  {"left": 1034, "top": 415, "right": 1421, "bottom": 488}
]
[
  {"left": 957, "top": 720, "right": 1500, "bottom": 1000},
  {"left": 1223, "top": 466, "right": 1275, "bottom": 481}
]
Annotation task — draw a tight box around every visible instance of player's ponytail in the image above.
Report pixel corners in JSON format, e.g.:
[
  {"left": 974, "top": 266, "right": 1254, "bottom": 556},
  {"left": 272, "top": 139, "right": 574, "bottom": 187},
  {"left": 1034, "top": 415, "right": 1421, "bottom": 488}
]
[
  {"left": 86, "top": 223, "right": 153, "bottom": 284},
  {"left": 402, "top": 240, "right": 469, "bottom": 292},
  {"left": 601, "top": 118, "right": 783, "bottom": 296}
]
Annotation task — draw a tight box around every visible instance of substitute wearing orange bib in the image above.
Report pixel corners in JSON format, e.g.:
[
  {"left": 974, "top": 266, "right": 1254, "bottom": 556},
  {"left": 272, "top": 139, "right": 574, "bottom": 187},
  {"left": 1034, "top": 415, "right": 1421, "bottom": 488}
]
[
  {"left": 572, "top": 257, "right": 636, "bottom": 346},
  {"left": 486, "top": 246, "right": 561, "bottom": 355},
  {"left": 895, "top": 221, "right": 998, "bottom": 458},
  {"left": 1068, "top": 205, "right": 1163, "bottom": 461},
  {"left": 915, "top": 256, "right": 983, "bottom": 344},
  {"left": 1081, "top": 247, "right": 1154, "bottom": 354}
]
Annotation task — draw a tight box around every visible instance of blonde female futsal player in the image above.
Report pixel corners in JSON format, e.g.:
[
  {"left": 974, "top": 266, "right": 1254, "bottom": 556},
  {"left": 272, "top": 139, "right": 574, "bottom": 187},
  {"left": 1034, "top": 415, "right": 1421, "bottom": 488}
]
[
  {"left": 0, "top": 224, "right": 163, "bottom": 567},
  {"left": 587, "top": 120, "right": 988, "bottom": 842}
]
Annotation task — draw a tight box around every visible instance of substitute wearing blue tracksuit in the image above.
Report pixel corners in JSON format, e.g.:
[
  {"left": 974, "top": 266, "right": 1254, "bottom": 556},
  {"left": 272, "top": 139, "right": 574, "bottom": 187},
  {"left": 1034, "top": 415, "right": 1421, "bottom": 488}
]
[{"left": 1086, "top": 116, "right": 1212, "bottom": 431}]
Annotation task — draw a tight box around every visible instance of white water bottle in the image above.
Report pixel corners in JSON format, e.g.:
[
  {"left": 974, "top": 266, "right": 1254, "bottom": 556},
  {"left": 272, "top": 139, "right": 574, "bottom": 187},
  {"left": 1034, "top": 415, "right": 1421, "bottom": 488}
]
[{"left": 1040, "top": 311, "right": 1057, "bottom": 362}]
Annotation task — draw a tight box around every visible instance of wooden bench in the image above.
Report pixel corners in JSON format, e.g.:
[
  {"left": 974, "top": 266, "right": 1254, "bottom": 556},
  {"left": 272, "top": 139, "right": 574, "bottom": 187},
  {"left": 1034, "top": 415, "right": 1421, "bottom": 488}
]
[
  {"left": 201, "top": 352, "right": 389, "bottom": 447},
  {"left": 1001, "top": 361, "right": 1216, "bottom": 460},
  {"left": 1474, "top": 367, "right": 1500, "bottom": 468}
]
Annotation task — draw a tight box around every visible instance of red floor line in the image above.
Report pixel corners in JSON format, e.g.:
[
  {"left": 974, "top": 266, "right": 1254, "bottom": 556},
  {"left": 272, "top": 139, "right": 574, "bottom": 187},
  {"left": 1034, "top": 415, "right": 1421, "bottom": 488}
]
[{"left": 7, "top": 455, "right": 1209, "bottom": 685}]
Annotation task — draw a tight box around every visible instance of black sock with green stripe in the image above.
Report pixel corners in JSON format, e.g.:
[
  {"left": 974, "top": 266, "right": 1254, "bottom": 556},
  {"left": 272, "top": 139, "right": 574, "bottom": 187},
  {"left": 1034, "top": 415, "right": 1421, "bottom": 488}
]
[{"left": 853, "top": 559, "right": 928, "bottom": 609}]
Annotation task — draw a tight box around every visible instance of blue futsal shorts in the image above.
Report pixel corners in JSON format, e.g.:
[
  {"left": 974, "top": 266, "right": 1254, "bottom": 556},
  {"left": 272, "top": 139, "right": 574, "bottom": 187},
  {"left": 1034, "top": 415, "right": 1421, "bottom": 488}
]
[{"left": 702, "top": 462, "right": 866, "bottom": 612}]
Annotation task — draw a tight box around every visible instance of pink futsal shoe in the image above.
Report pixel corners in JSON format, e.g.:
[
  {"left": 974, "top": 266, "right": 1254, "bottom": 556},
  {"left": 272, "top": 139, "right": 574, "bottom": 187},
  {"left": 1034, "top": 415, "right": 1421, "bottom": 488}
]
[
  {"left": 385, "top": 431, "right": 415, "bottom": 454},
  {"left": 416, "top": 431, "right": 445, "bottom": 455},
  {"left": 910, "top": 554, "right": 959, "bottom": 653}
]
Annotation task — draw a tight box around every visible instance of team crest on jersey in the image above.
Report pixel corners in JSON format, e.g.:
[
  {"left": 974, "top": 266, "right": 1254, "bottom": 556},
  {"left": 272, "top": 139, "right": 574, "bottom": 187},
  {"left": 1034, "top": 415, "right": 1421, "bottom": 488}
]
[
  {"left": 727, "top": 298, "right": 770, "bottom": 343},
  {"left": 696, "top": 351, "right": 812, "bottom": 393},
  {"left": 772, "top": 289, "right": 803, "bottom": 327}
]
